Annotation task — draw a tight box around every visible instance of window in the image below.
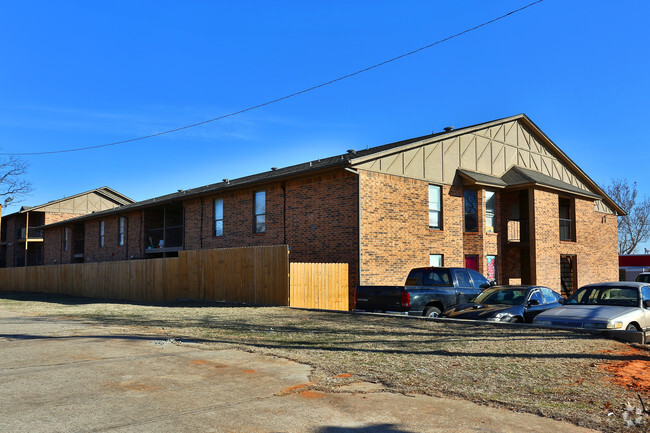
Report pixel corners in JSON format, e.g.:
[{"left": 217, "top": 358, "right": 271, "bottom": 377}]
[
  {"left": 454, "top": 269, "right": 471, "bottom": 288},
  {"left": 428, "top": 185, "right": 442, "bottom": 229},
  {"left": 464, "top": 190, "right": 478, "bottom": 232},
  {"left": 214, "top": 198, "right": 223, "bottom": 237},
  {"left": 559, "top": 197, "right": 575, "bottom": 241},
  {"left": 528, "top": 290, "right": 544, "bottom": 304},
  {"left": 485, "top": 190, "right": 496, "bottom": 233},
  {"left": 99, "top": 221, "right": 105, "bottom": 247},
  {"left": 468, "top": 269, "right": 491, "bottom": 289},
  {"left": 486, "top": 255, "right": 497, "bottom": 282},
  {"left": 63, "top": 227, "right": 69, "bottom": 251},
  {"left": 429, "top": 254, "right": 443, "bottom": 267},
  {"left": 118, "top": 217, "right": 126, "bottom": 246},
  {"left": 254, "top": 191, "right": 265, "bottom": 233}
]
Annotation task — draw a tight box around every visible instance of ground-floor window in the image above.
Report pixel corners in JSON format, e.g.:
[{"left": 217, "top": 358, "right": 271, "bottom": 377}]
[
  {"left": 560, "top": 255, "right": 577, "bottom": 297},
  {"left": 429, "top": 254, "right": 443, "bottom": 267},
  {"left": 486, "top": 255, "right": 497, "bottom": 282}
]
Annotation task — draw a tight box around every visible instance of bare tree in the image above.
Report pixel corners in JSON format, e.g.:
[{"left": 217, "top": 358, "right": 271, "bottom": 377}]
[
  {"left": 0, "top": 156, "right": 32, "bottom": 206},
  {"left": 606, "top": 179, "right": 650, "bottom": 254}
]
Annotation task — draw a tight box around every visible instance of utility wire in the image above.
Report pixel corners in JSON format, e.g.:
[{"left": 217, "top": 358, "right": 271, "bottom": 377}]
[{"left": 3, "top": 0, "right": 545, "bottom": 156}]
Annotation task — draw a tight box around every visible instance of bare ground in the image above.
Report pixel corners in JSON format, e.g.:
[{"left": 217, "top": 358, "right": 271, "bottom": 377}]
[{"left": 1, "top": 292, "right": 649, "bottom": 432}]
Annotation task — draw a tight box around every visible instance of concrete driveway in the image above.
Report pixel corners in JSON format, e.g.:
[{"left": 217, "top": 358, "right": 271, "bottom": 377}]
[{"left": 0, "top": 310, "right": 599, "bottom": 433}]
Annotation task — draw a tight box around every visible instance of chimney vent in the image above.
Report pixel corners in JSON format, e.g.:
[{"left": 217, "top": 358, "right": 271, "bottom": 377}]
[
  {"left": 271, "top": 167, "right": 278, "bottom": 171},
  {"left": 222, "top": 178, "right": 229, "bottom": 184},
  {"left": 347, "top": 149, "right": 356, "bottom": 154},
  {"left": 444, "top": 126, "right": 454, "bottom": 132}
]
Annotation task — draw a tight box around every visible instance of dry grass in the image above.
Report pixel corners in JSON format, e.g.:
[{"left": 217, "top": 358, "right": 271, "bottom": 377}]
[{"left": 2, "top": 292, "right": 649, "bottom": 432}]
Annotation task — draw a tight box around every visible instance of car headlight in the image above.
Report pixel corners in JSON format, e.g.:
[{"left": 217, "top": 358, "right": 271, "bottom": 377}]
[
  {"left": 606, "top": 321, "right": 623, "bottom": 329},
  {"left": 487, "top": 312, "right": 513, "bottom": 322},
  {"left": 535, "top": 319, "right": 552, "bottom": 326}
]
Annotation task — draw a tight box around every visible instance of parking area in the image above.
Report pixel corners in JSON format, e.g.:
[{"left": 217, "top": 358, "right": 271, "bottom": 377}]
[{"left": 0, "top": 310, "right": 602, "bottom": 433}]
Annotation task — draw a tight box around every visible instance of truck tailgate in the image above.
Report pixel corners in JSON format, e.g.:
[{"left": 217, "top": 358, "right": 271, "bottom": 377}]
[{"left": 355, "top": 286, "right": 405, "bottom": 311}]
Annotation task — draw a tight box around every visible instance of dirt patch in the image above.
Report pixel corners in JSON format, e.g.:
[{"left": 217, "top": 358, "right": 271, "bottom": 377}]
[{"left": 600, "top": 348, "right": 650, "bottom": 394}]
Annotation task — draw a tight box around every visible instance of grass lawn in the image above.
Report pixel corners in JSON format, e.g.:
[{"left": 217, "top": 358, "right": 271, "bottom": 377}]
[{"left": 1, "top": 292, "right": 649, "bottom": 432}]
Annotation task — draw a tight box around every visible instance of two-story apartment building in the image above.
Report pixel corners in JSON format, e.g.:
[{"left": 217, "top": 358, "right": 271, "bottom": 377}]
[
  {"left": 40, "top": 114, "right": 623, "bottom": 296},
  {"left": 0, "top": 187, "right": 134, "bottom": 267}
]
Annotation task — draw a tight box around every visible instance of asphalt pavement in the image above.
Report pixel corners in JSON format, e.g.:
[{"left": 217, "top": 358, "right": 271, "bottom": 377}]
[{"left": 0, "top": 310, "right": 600, "bottom": 433}]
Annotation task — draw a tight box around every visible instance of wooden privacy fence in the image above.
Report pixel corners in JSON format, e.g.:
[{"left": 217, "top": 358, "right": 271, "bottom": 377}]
[{"left": 0, "top": 245, "right": 349, "bottom": 311}]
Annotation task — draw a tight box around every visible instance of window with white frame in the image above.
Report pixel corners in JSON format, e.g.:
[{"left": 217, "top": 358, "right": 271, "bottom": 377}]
[
  {"left": 428, "top": 185, "right": 442, "bottom": 230},
  {"left": 99, "top": 221, "right": 105, "bottom": 247},
  {"left": 429, "top": 254, "right": 443, "bottom": 267},
  {"left": 118, "top": 217, "right": 126, "bottom": 246},
  {"left": 485, "top": 190, "right": 496, "bottom": 233},
  {"left": 254, "top": 191, "right": 265, "bottom": 233},
  {"left": 214, "top": 198, "right": 223, "bottom": 237}
]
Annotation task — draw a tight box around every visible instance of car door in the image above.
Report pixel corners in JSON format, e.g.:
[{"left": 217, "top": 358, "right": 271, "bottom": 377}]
[
  {"left": 523, "top": 290, "right": 547, "bottom": 322},
  {"left": 454, "top": 269, "right": 478, "bottom": 304},
  {"left": 641, "top": 286, "right": 650, "bottom": 331}
]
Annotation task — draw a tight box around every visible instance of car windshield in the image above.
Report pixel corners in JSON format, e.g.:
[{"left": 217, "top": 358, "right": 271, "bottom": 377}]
[
  {"left": 567, "top": 286, "right": 639, "bottom": 307},
  {"left": 472, "top": 288, "right": 528, "bottom": 306},
  {"left": 636, "top": 274, "right": 650, "bottom": 283}
]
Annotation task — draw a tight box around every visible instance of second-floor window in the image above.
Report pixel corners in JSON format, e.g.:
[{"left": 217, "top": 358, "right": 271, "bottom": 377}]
[
  {"left": 559, "top": 197, "right": 575, "bottom": 241},
  {"left": 214, "top": 198, "right": 223, "bottom": 237},
  {"left": 428, "top": 185, "right": 442, "bottom": 230},
  {"left": 254, "top": 191, "right": 265, "bottom": 233},
  {"left": 118, "top": 217, "right": 126, "bottom": 246},
  {"left": 99, "top": 221, "right": 105, "bottom": 247},
  {"left": 464, "top": 190, "right": 478, "bottom": 232},
  {"left": 485, "top": 190, "right": 496, "bottom": 233}
]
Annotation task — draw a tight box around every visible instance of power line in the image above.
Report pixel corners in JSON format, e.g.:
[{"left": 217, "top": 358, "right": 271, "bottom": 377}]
[{"left": 3, "top": 0, "right": 545, "bottom": 156}]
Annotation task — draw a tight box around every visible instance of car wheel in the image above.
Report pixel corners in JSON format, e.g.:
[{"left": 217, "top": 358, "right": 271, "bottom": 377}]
[
  {"left": 424, "top": 307, "right": 441, "bottom": 318},
  {"left": 626, "top": 323, "right": 641, "bottom": 332}
]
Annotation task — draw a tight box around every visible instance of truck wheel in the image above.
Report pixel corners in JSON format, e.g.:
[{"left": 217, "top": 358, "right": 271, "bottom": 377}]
[{"left": 424, "top": 307, "right": 441, "bottom": 318}]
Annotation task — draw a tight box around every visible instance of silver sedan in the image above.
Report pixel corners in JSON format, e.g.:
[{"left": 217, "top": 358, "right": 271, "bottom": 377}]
[{"left": 533, "top": 282, "right": 650, "bottom": 332}]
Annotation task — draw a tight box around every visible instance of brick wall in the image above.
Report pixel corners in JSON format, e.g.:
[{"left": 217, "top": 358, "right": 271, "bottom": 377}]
[
  {"left": 358, "top": 171, "right": 464, "bottom": 286},
  {"left": 530, "top": 188, "right": 619, "bottom": 293},
  {"left": 183, "top": 169, "right": 359, "bottom": 287}
]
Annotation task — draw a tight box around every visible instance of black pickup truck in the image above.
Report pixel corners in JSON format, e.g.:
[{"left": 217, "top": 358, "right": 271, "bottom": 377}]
[{"left": 355, "top": 267, "right": 494, "bottom": 317}]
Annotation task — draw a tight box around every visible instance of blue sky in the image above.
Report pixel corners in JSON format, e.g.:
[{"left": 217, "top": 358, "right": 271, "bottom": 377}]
[{"left": 1, "top": 1, "right": 649, "bottom": 248}]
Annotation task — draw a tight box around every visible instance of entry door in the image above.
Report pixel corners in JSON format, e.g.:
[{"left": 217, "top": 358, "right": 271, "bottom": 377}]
[
  {"left": 560, "top": 255, "right": 577, "bottom": 298},
  {"left": 465, "top": 255, "right": 478, "bottom": 271}
]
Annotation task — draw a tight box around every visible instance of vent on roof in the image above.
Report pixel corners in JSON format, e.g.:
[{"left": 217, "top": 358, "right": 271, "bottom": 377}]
[
  {"left": 222, "top": 178, "right": 229, "bottom": 184},
  {"left": 444, "top": 126, "right": 454, "bottom": 132},
  {"left": 271, "top": 167, "right": 278, "bottom": 171},
  {"left": 347, "top": 149, "right": 356, "bottom": 154}
]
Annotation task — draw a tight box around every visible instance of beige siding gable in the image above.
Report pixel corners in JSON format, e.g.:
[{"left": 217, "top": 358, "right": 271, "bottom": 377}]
[
  {"left": 38, "top": 192, "right": 125, "bottom": 214},
  {"left": 353, "top": 120, "right": 597, "bottom": 199}
]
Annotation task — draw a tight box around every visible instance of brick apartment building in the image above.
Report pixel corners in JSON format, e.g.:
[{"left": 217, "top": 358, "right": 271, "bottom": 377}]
[
  {"left": 40, "top": 114, "right": 623, "bottom": 296},
  {"left": 0, "top": 187, "right": 133, "bottom": 267}
]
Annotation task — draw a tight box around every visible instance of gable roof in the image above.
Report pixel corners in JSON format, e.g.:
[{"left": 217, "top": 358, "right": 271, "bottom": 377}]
[
  {"left": 40, "top": 114, "right": 624, "bottom": 228},
  {"left": 17, "top": 187, "right": 134, "bottom": 214}
]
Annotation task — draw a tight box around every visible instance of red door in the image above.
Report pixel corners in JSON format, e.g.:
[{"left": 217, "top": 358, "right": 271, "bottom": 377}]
[{"left": 465, "top": 255, "right": 478, "bottom": 271}]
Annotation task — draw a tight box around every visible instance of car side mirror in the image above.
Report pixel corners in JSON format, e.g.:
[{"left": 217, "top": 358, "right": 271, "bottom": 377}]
[
  {"left": 528, "top": 299, "right": 539, "bottom": 306},
  {"left": 490, "top": 280, "right": 497, "bottom": 287},
  {"left": 644, "top": 300, "right": 650, "bottom": 308},
  {"left": 559, "top": 297, "right": 566, "bottom": 305}
]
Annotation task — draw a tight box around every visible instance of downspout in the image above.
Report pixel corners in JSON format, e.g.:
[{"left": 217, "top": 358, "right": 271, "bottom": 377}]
[
  {"left": 281, "top": 183, "right": 287, "bottom": 245},
  {"left": 200, "top": 198, "right": 204, "bottom": 249},
  {"left": 24, "top": 211, "right": 29, "bottom": 266},
  {"left": 344, "top": 168, "right": 361, "bottom": 291}
]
